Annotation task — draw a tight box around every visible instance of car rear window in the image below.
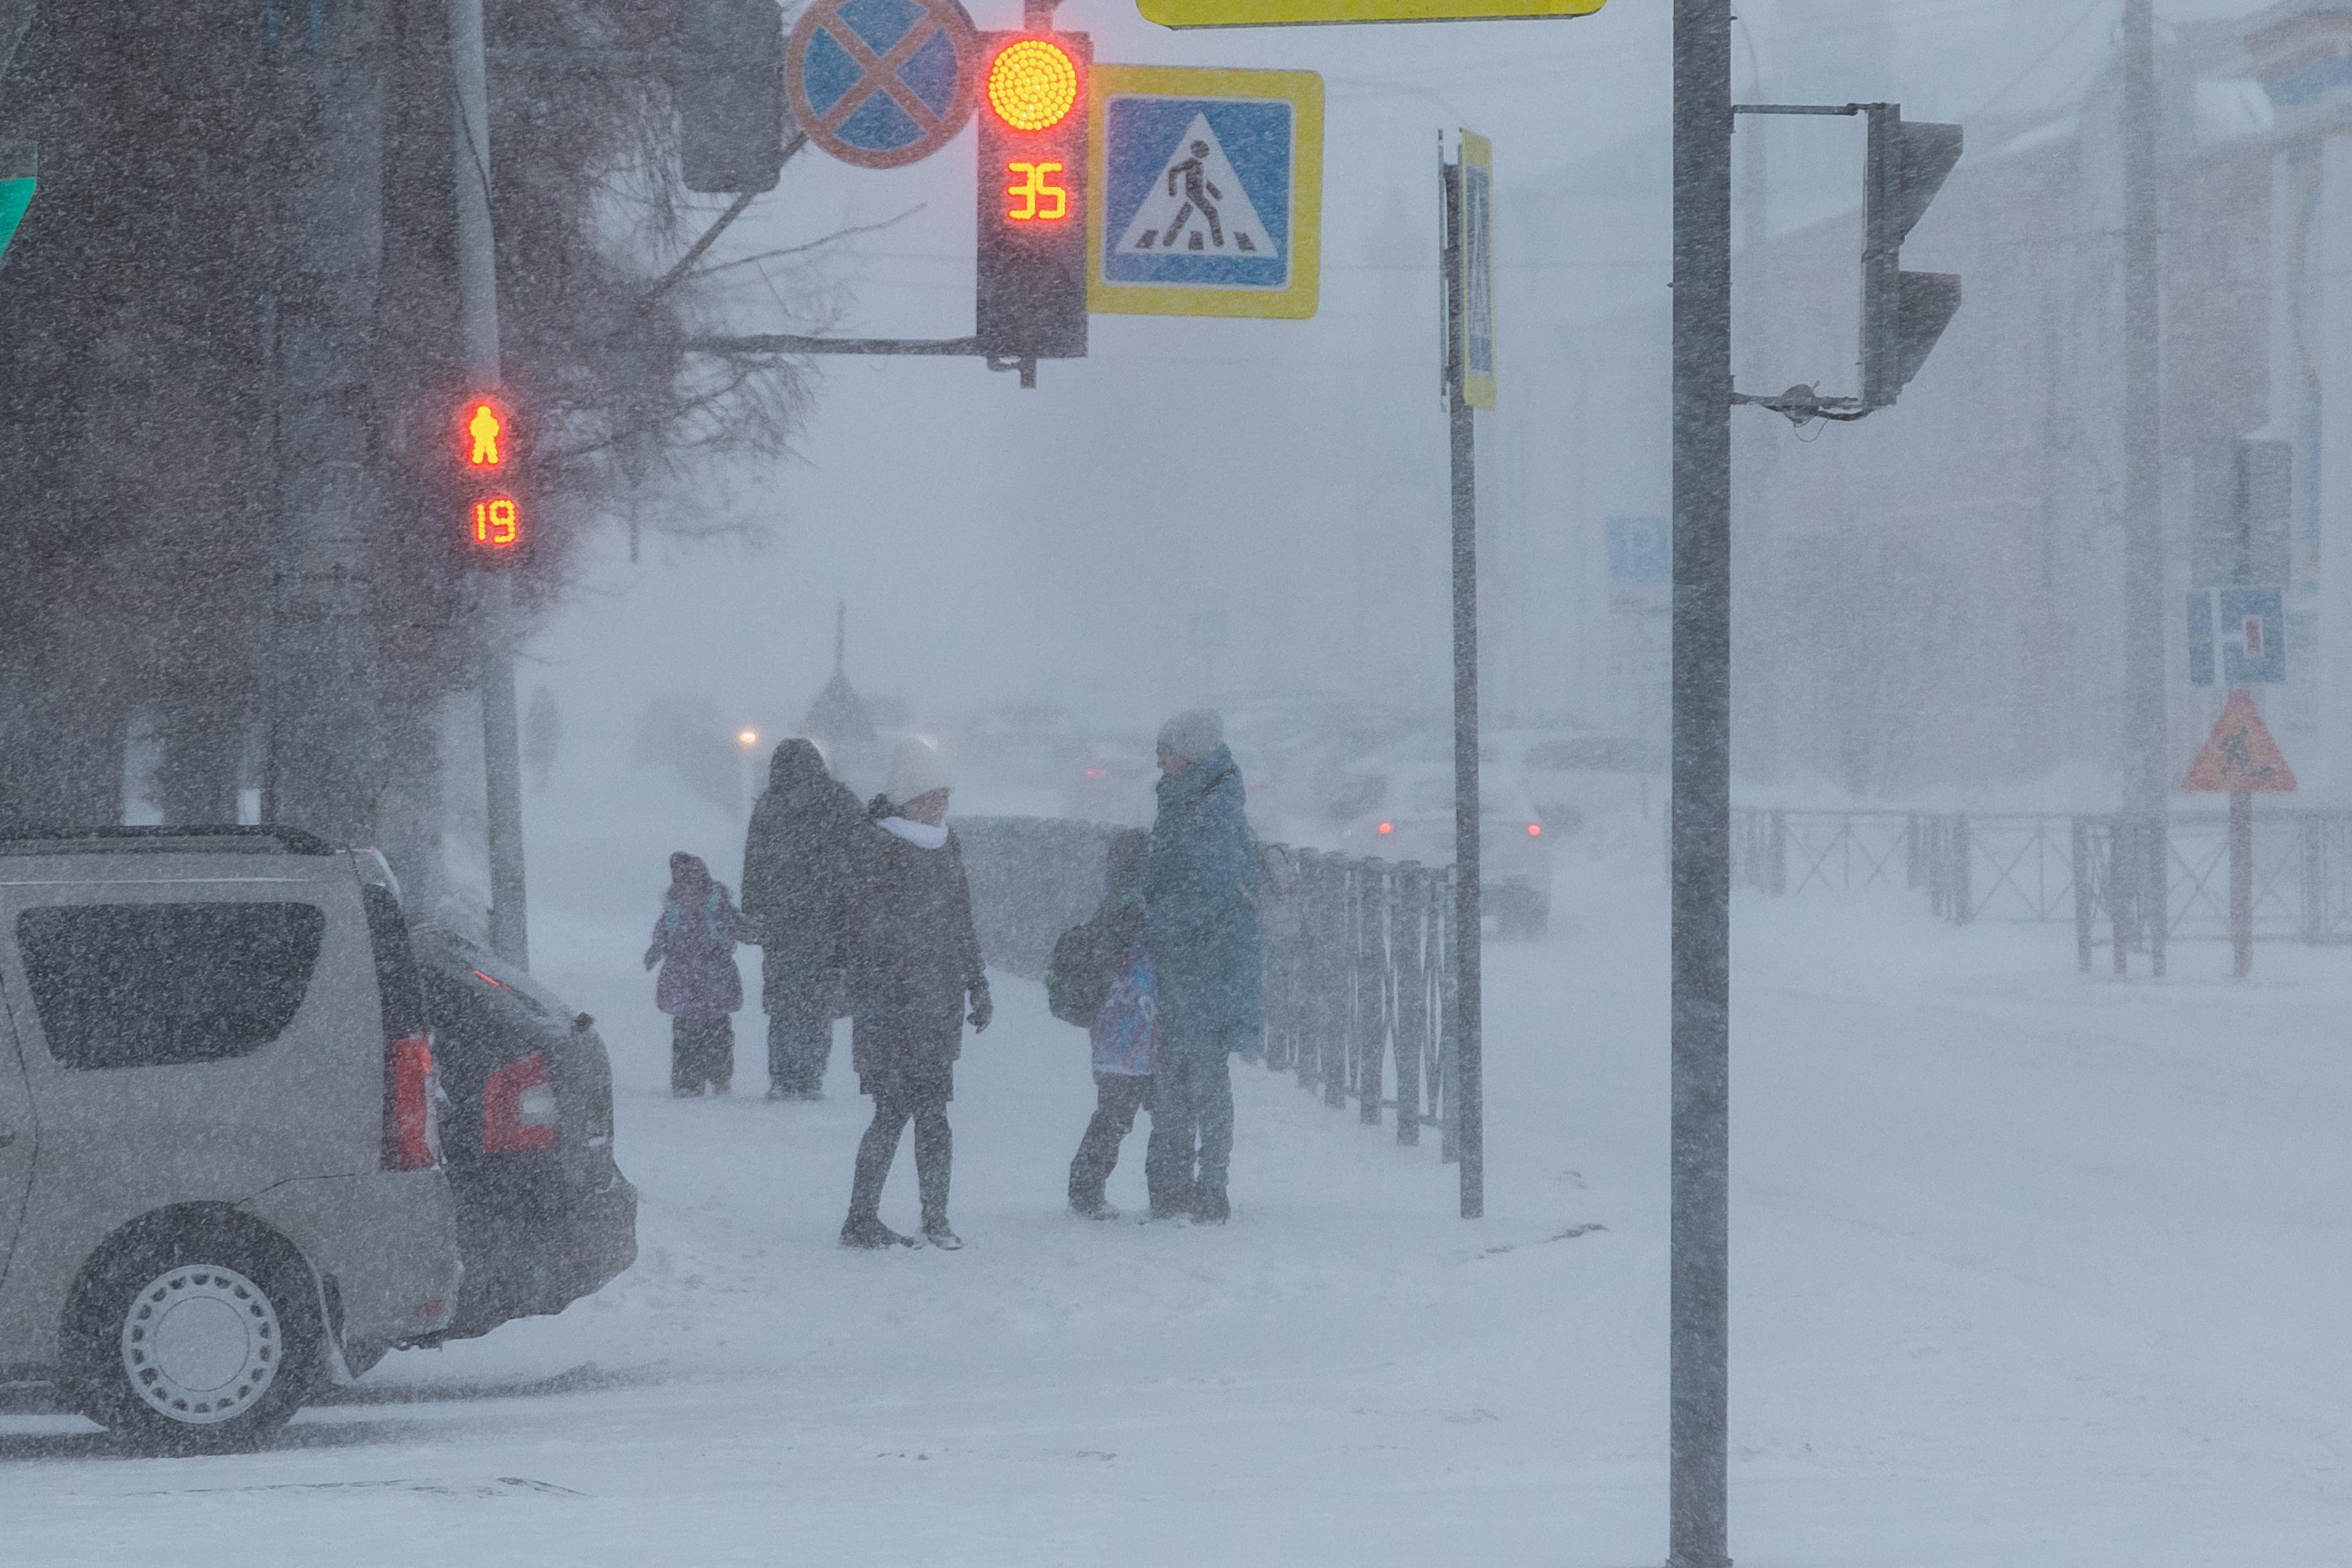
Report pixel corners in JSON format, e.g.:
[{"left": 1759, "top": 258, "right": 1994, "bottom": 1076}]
[
  {"left": 16, "top": 902, "right": 326, "bottom": 1070},
  {"left": 362, "top": 885, "right": 428, "bottom": 1040}
]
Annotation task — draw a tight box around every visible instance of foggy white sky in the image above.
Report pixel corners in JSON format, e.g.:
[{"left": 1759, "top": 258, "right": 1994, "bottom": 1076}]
[{"left": 533, "top": 0, "right": 2292, "bottom": 756}]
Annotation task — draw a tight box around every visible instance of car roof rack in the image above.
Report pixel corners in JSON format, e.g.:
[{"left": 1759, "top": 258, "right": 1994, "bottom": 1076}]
[{"left": 0, "top": 825, "right": 340, "bottom": 857}]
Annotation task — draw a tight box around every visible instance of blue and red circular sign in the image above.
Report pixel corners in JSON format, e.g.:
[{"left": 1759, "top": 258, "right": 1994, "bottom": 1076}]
[{"left": 786, "top": 0, "right": 979, "bottom": 169}]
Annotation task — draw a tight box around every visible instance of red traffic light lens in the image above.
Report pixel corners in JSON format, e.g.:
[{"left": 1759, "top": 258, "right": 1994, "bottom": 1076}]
[{"left": 986, "top": 39, "right": 1078, "bottom": 132}]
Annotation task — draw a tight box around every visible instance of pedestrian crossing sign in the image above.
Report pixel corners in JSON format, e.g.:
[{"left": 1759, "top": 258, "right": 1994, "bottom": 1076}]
[{"left": 1087, "top": 66, "right": 1322, "bottom": 319}]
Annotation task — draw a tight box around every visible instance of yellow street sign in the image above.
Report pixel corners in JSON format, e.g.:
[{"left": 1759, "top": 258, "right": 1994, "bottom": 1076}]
[
  {"left": 1456, "top": 130, "right": 1496, "bottom": 409},
  {"left": 1087, "top": 65, "right": 1324, "bottom": 319},
  {"left": 1139, "top": 0, "right": 1602, "bottom": 27}
]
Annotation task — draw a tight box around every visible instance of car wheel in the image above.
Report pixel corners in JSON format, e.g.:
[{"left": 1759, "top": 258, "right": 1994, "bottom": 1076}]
[{"left": 74, "top": 1231, "right": 320, "bottom": 1453}]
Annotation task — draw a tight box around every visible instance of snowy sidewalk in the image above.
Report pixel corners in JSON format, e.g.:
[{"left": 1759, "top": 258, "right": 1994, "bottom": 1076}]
[{"left": 1, "top": 864, "right": 2344, "bottom": 1566}]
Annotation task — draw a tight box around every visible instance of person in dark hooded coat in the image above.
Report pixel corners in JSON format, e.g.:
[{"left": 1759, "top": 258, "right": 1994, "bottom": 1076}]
[
  {"left": 740, "top": 738, "right": 861, "bottom": 1100},
  {"left": 839, "top": 739, "right": 991, "bottom": 1250}
]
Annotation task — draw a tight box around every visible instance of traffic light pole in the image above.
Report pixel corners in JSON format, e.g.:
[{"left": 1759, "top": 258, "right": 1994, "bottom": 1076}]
[
  {"left": 2122, "top": 0, "right": 2167, "bottom": 976},
  {"left": 1669, "top": 3, "right": 1732, "bottom": 1567},
  {"left": 453, "top": 0, "right": 529, "bottom": 967},
  {"left": 1440, "top": 150, "right": 1484, "bottom": 1222}
]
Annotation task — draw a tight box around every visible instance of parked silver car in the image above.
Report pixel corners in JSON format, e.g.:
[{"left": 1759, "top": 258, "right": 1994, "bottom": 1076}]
[{"left": 0, "top": 827, "right": 463, "bottom": 1450}]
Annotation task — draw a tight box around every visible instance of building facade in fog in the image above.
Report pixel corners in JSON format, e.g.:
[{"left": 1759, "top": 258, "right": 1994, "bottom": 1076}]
[{"left": 1516, "top": 7, "right": 2352, "bottom": 806}]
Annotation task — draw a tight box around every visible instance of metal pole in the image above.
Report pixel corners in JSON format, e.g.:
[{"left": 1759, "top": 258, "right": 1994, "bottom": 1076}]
[
  {"left": 268, "top": 3, "right": 389, "bottom": 849},
  {"left": 1442, "top": 149, "right": 1484, "bottom": 1222},
  {"left": 2122, "top": 0, "right": 2166, "bottom": 979},
  {"left": 2231, "top": 789, "right": 2253, "bottom": 977},
  {"left": 453, "top": 0, "right": 528, "bottom": 967},
  {"left": 1669, "top": 3, "right": 1732, "bottom": 1565}
]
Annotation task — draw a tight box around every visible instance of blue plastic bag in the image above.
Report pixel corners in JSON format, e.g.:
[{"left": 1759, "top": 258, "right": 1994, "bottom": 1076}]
[{"left": 1090, "top": 948, "right": 1158, "bottom": 1077}]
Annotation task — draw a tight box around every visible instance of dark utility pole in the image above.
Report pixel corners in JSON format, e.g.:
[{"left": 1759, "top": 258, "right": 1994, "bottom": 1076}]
[
  {"left": 1441, "top": 145, "right": 1484, "bottom": 1222},
  {"left": 269, "top": 3, "right": 389, "bottom": 847},
  {"left": 2122, "top": 0, "right": 2167, "bottom": 975},
  {"left": 453, "top": 0, "right": 529, "bottom": 966},
  {"left": 1669, "top": 2, "right": 1732, "bottom": 1566}
]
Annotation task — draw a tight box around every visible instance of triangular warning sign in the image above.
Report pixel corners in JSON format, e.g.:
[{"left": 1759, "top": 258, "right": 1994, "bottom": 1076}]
[
  {"left": 2183, "top": 690, "right": 2297, "bottom": 792},
  {"left": 1115, "top": 113, "right": 1278, "bottom": 259}
]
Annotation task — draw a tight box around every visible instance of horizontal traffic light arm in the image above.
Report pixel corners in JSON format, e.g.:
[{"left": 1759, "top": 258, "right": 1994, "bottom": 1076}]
[
  {"left": 679, "top": 332, "right": 1050, "bottom": 385},
  {"left": 682, "top": 334, "right": 989, "bottom": 356}
]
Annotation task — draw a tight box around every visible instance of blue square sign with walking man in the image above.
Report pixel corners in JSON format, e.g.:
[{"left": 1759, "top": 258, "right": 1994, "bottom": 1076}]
[{"left": 1086, "top": 66, "right": 1323, "bottom": 319}]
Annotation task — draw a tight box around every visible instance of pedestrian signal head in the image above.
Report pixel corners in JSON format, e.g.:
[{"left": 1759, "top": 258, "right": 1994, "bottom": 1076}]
[{"left": 986, "top": 39, "right": 1079, "bottom": 131}]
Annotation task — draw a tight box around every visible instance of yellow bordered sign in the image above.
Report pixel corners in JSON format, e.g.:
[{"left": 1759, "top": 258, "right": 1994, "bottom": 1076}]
[
  {"left": 1086, "top": 65, "right": 1322, "bottom": 319},
  {"left": 1139, "top": 0, "right": 1602, "bottom": 27},
  {"left": 1456, "top": 130, "right": 1496, "bottom": 409}
]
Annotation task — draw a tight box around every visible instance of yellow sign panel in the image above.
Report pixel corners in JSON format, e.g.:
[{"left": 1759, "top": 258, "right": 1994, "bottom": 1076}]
[
  {"left": 1087, "top": 65, "right": 1323, "bottom": 319},
  {"left": 1456, "top": 131, "right": 1496, "bottom": 409},
  {"left": 1139, "top": 0, "right": 1602, "bottom": 27}
]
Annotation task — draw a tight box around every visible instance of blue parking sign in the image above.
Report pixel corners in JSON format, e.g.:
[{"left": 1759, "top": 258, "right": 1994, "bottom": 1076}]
[{"left": 1608, "top": 516, "right": 1670, "bottom": 583}]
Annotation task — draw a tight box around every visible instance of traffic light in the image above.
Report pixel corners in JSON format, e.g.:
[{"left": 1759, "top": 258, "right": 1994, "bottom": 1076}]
[
  {"left": 1860, "top": 104, "right": 1961, "bottom": 409},
  {"left": 679, "top": 0, "right": 786, "bottom": 194},
  {"left": 975, "top": 29, "right": 1090, "bottom": 366},
  {"left": 456, "top": 395, "right": 526, "bottom": 563}
]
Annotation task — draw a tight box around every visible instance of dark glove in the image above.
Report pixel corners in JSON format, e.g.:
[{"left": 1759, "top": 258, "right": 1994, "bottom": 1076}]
[{"left": 968, "top": 979, "right": 993, "bottom": 1033}]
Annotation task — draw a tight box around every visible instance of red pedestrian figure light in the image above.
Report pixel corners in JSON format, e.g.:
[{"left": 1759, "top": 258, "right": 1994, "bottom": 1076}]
[{"left": 466, "top": 399, "right": 505, "bottom": 467}]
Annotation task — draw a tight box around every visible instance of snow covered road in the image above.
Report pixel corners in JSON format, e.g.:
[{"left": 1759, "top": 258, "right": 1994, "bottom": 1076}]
[{"left": 2, "top": 862, "right": 2344, "bottom": 1566}]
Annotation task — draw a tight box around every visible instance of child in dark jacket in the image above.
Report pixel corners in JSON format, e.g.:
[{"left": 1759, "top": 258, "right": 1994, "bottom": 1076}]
[{"left": 644, "top": 851, "right": 754, "bottom": 1096}]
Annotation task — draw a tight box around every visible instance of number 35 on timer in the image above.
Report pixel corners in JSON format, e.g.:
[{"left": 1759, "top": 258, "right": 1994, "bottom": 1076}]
[{"left": 1005, "top": 160, "right": 1067, "bottom": 222}]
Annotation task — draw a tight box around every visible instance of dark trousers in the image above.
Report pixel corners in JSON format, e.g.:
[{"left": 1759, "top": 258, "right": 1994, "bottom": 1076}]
[
  {"left": 1145, "top": 1045, "right": 1234, "bottom": 1204},
  {"left": 671, "top": 1016, "right": 735, "bottom": 1094},
  {"left": 766, "top": 997, "right": 833, "bottom": 1093},
  {"left": 847, "top": 1088, "right": 953, "bottom": 1229},
  {"left": 1068, "top": 1073, "right": 1154, "bottom": 1208}
]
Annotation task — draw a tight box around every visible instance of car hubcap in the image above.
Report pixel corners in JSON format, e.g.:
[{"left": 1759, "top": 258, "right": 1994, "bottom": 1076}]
[{"left": 119, "top": 1264, "right": 281, "bottom": 1425}]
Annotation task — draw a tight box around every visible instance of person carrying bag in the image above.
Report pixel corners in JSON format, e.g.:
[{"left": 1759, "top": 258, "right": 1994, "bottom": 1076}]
[{"left": 1056, "top": 830, "right": 1168, "bottom": 1218}]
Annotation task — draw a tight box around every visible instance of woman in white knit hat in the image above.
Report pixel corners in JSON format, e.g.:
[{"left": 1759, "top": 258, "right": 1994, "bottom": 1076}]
[{"left": 838, "top": 737, "right": 993, "bottom": 1249}]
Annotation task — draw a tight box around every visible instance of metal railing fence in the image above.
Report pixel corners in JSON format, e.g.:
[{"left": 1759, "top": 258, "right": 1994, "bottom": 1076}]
[
  {"left": 958, "top": 817, "right": 1461, "bottom": 1158},
  {"left": 1734, "top": 804, "right": 2352, "bottom": 962}
]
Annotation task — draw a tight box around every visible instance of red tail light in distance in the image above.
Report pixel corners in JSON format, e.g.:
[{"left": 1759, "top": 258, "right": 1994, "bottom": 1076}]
[{"left": 483, "top": 1052, "right": 560, "bottom": 1154}]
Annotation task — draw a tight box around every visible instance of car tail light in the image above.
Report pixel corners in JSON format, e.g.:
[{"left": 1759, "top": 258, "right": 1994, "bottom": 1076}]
[
  {"left": 1377, "top": 821, "right": 1395, "bottom": 835},
  {"left": 383, "top": 1034, "right": 441, "bottom": 1170},
  {"left": 483, "top": 1051, "right": 560, "bottom": 1154},
  {"left": 1527, "top": 823, "right": 1543, "bottom": 837}
]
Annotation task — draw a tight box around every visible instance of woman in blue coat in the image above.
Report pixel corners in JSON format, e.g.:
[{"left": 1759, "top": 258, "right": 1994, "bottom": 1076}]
[{"left": 1140, "top": 709, "right": 1261, "bottom": 1223}]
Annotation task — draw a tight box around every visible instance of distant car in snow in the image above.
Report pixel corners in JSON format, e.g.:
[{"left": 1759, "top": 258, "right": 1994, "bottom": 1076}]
[
  {"left": 1486, "top": 729, "right": 1667, "bottom": 840},
  {"left": 415, "top": 932, "right": 637, "bottom": 1342},
  {"left": 1060, "top": 736, "right": 1156, "bottom": 826},
  {"left": 1328, "top": 760, "right": 1554, "bottom": 938}
]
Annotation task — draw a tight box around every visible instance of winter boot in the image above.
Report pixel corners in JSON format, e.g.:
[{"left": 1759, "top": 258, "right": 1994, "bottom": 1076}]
[
  {"left": 840, "top": 1216, "right": 914, "bottom": 1250},
  {"left": 922, "top": 1220, "right": 965, "bottom": 1251},
  {"left": 1191, "top": 1186, "right": 1229, "bottom": 1224}
]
